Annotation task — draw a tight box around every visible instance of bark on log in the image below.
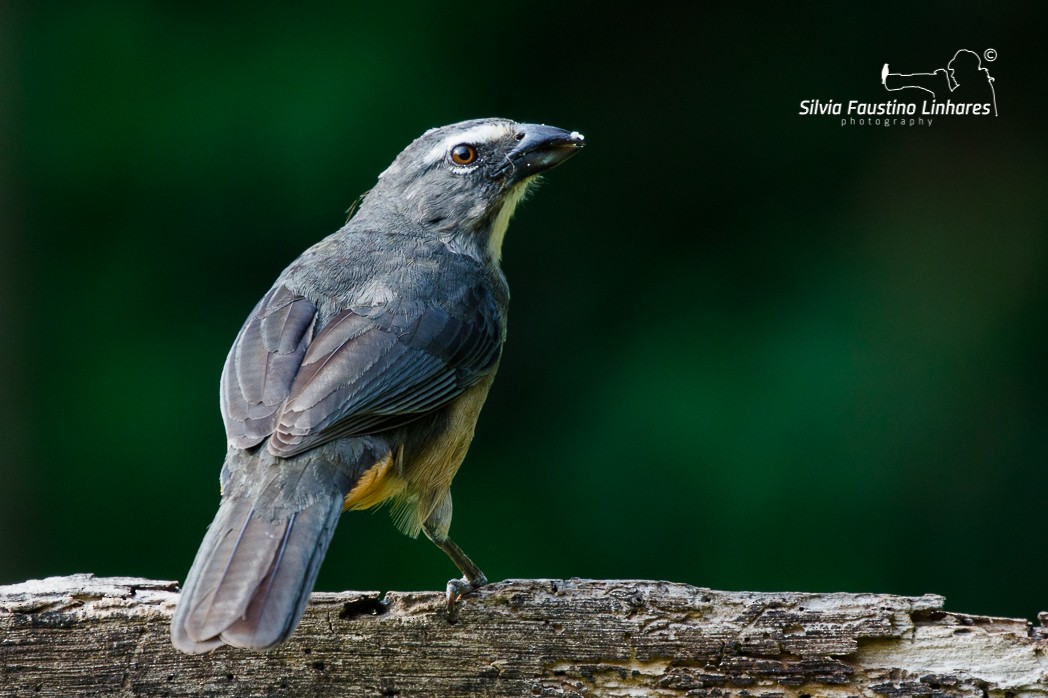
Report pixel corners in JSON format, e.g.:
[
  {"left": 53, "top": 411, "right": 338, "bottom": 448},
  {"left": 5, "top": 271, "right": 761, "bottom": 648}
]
[{"left": 1, "top": 574, "right": 1046, "bottom": 697}]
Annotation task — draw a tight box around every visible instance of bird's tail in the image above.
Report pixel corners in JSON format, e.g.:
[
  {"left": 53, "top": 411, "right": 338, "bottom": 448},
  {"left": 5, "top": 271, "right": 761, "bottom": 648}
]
[{"left": 170, "top": 468, "right": 344, "bottom": 653}]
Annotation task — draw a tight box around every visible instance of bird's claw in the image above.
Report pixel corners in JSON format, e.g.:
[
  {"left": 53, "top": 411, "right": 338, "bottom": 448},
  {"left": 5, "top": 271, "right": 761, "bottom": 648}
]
[{"left": 445, "top": 574, "right": 486, "bottom": 622}]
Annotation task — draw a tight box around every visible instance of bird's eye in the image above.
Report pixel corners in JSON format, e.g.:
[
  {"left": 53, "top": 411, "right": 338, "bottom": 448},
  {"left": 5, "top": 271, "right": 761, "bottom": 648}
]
[{"left": 450, "top": 144, "right": 478, "bottom": 166}]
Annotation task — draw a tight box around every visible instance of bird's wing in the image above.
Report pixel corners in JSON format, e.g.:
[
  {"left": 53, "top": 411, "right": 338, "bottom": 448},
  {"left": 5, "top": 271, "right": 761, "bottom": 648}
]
[
  {"left": 220, "top": 282, "right": 503, "bottom": 458},
  {"left": 221, "top": 285, "right": 317, "bottom": 450}
]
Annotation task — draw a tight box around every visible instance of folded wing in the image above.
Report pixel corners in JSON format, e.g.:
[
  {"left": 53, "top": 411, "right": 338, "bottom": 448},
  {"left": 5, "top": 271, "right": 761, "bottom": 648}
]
[{"left": 220, "top": 284, "right": 502, "bottom": 458}]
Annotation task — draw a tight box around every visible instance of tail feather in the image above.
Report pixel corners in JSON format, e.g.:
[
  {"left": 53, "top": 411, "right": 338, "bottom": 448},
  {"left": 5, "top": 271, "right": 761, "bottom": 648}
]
[
  {"left": 222, "top": 504, "right": 338, "bottom": 649},
  {"left": 171, "top": 492, "right": 343, "bottom": 653},
  {"left": 185, "top": 498, "right": 274, "bottom": 641}
]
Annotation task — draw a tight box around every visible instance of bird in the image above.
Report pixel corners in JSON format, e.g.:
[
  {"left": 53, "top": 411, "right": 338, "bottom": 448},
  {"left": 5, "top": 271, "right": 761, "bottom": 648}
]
[{"left": 170, "top": 118, "right": 585, "bottom": 653}]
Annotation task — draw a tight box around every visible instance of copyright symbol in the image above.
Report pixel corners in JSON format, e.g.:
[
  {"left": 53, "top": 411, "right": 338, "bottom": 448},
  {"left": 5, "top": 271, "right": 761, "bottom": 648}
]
[{"left": 984, "top": 48, "right": 997, "bottom": 62}]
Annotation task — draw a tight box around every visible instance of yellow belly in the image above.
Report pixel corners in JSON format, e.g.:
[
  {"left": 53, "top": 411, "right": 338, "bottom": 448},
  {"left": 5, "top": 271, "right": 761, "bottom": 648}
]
[{"left": 341, "top": 374, "right": 496, "bottom": 536}]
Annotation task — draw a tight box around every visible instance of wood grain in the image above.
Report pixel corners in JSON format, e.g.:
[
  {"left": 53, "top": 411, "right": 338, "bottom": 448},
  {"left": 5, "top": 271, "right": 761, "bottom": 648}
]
[{"left": 2, "top": 574, "right": 1046, "bottom": 697}]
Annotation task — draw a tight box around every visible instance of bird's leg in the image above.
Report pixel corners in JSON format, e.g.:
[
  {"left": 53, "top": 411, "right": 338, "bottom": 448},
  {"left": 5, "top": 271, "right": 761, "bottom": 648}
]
[
  {"left": 432, "top": 536, "right": 488, "bottom": 621},
  {"left": 435, "top": 535, "right": 488, "bottom": 587},
  {"left": 422, "top": 493, "right": 487, "bottom": 619}
]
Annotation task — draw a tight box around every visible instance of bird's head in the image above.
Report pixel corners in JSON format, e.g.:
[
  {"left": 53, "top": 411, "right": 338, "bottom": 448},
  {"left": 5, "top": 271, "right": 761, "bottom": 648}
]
[{"left": 356, "top": 118, "right": 585, "bottom": 260}]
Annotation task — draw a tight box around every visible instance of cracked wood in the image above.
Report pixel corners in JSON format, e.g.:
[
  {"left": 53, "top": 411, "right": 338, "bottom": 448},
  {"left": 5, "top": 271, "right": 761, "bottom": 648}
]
[{"left": 1, "top": 574, "right": 1046, "bottom": 697}]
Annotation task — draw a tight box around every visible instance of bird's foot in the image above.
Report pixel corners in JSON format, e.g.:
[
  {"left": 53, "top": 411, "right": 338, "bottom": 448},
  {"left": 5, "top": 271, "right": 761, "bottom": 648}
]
[{"left": 445, "top": 573, "right": 487, "bottom": 622}]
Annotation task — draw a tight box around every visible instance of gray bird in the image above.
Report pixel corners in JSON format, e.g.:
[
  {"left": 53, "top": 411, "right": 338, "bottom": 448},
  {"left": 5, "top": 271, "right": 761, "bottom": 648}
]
[{"left": 170, "top": 118, "right": 584, "bottom": 653}]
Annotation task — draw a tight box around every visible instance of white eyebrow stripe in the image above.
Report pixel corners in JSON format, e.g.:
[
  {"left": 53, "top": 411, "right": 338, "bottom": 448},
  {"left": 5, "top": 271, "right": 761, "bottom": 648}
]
[{"left": 422, "top": 123, "right": 514, "bottom": 164}]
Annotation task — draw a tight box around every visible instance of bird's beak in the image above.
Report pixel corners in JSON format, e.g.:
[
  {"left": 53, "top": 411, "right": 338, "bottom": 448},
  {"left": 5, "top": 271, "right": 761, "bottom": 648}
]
[{"left": 496, "top": 124, "right": 585, "bottom": 184}]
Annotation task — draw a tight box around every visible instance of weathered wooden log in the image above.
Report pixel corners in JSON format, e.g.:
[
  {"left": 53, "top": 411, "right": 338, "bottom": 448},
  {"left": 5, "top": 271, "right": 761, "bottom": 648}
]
[{"left": 1, "top": 574, "right": 1045, "bottom": 696}]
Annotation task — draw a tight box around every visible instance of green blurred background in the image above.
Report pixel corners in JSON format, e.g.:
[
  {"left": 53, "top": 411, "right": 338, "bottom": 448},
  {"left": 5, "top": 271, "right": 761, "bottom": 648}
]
[{"left": 2, "top": 3, "right": 1045, "bottom": 621}]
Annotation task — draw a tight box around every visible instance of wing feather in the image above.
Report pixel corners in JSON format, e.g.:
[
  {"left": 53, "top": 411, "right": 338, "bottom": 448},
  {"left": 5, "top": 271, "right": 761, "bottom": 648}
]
[
  {"left": 221, "top": 286, "right": 317, "bottom": 449},
  {"left": 220, "top": 280, "right": 502, "bottom": 459},
  {"left": 270, "top": 298, "right": 501, "bottom": 457}
]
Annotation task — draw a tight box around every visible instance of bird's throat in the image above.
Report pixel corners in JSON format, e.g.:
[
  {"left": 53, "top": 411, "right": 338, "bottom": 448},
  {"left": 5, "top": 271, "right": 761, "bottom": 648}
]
[{"left": 487, "top": 180, "right": 534, "bottom": 262}]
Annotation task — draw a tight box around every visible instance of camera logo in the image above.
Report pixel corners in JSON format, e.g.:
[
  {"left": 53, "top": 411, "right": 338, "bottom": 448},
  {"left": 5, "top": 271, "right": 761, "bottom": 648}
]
[{"left": 882, "top": 49, "right": 997, "bottom": 116}]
